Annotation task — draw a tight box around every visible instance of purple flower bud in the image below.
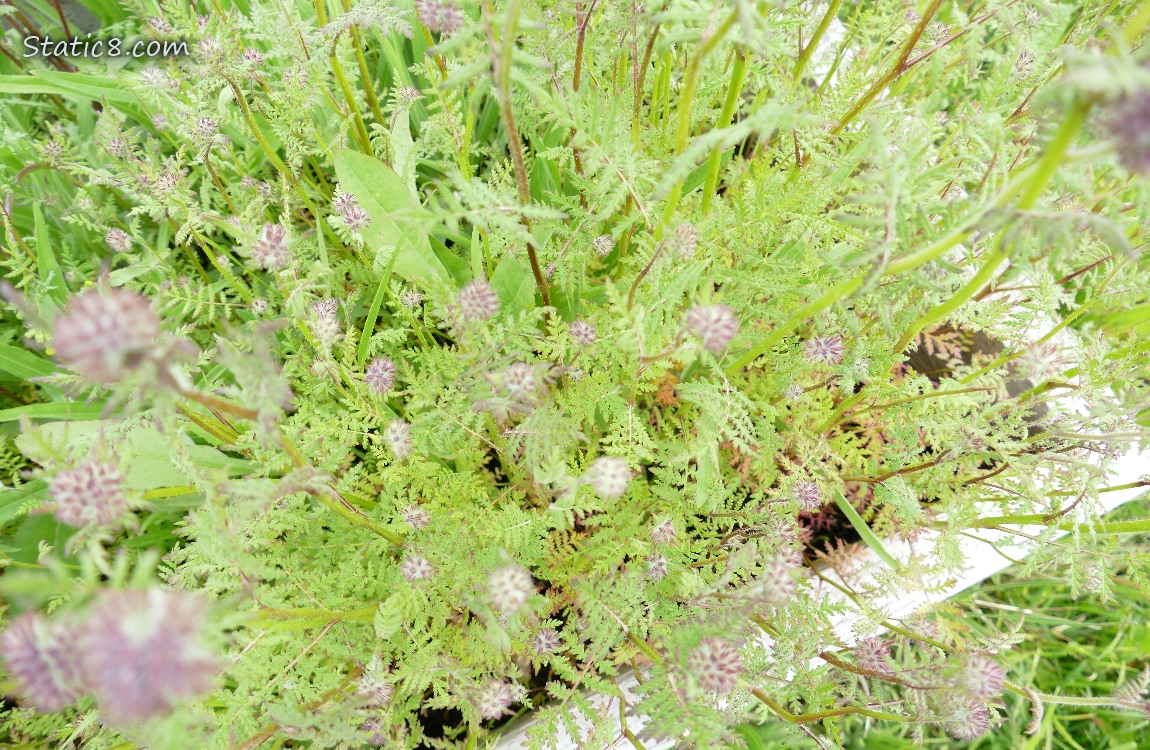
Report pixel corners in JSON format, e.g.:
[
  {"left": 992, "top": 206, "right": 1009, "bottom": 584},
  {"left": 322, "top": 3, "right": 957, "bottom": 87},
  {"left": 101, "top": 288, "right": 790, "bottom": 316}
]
[
  {"left": 0, "top": 613, "right": 87, "bottom": 712},
  {"left": 501, "top": 362, "right": 537, "bottom": 401},
  {"left": 105, "top": 228, "right": 132, "bottom": 253},
  {"left": 670, "top": 222, "right": 697, "bottom": 258},
  {"left": 804, "top": 335, "right": 845, "bottom": 366},
  {"left": 402, "top": 506, "right": 430, "bottom": 530},
  {"left": 650, "top": 519, "right": 675, "bottom": 545},
  {"left": 569, "top": 320, "right": 596, "bottom": 346},
  {"left": 399, "top": 554, "right": 432, "bottom": 582},
  {"left": 342, "top": 204, "right": 371, "bottom": 232},
  {"left": 686, "top": 637, "right": 744, "bottom": 694},
  {"left": 791, "top": 480, "right": 823, "bottom": 512},
  {"left": 592, "top": 235, "right": 613, "bottom": 256},
  {"left": 958, "top": 652, "right": 1006, "bottom": 699},
  {"left": 53, "top": 288, "right": 161, "bottom": 385},
  {"left": 684, "top": 304, "right": 739, "bottom": 352},
  {"left": 585, "top": 456, "right": 630, "bottom": 499},
  {"left": 80, "top": 588, "right": 219, "bottom": 728},
  {"left": 400, "top": 290, "right": 424, "bottom": 309},
  {"left": 414, "top": 0, "right": 464, "bottom": 35},
  {"left": 531, "top": 629, "right": 562, "bottom": 655},
  {"left": 194, "top": 117, "right": 218, "bottom": 137},
  {"left": 49, "top": 461, "right": 129, "bottom": 527},
  {"left": 251, "top": 223, "right": 291, "bottom": 270},
  {"left": 853, "top": 636, "right": 894, "bottom": 675},
  {"left": 365, "top": 357, "right": 397, "bottom": 395},
  {"left": 456, "top": 279, "right": 500, "bottom": 323},
  {"left": 646, "top": 553, "right": 668, "bottom": 582},
  {"left": 487, "top": 564, "right": 533, "bottom": 614},
  {"left": 941, "top": 695, "right": 991, "bottom": 741},
  {"left": 385, "top": 420, "right": 413, "bottom": 461}
]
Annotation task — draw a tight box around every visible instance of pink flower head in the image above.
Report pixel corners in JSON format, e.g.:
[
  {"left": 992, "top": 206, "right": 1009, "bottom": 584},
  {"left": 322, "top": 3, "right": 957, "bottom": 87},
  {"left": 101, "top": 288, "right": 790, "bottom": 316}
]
[
  {"left": 105, "top": 228, "right": 132, "bottom": 253},
  {"left": 251, "top": 223, "right": 291, "bottom": 270},
  {"left": 456, "top": 279, "right": 500, "bottom": 323},
  {"left": 941, "top": 694, "right": 991, "bottom": 741},
  {"left": 365, "top": 357, "right": 397, "bottom": 395},
  {"left": 569, "top": 320, "right": 596, "bottom": 346},
  {"left": 487, "top": 563, "right": 533, "bottom": 614},
  {"left": 53, "top": 288, "right": 161, "bottom": 385},
  {"left": 1107, "top": 87, "right": 1150, "bottom": 175},
  {"left": 684, "top": 304, "right": 739, "bottom": 353},
  {"left": 0, "top": 613, "right": 87, "bottom": 712},
  {"left": 414, "top": 0, "right": 464, "bottom": 35},
  {"left": 385, "top": 420, "right": 413, "bottom": 460},
  {"left": 804, "top": 335, "right": 845, "bottom": 365},
  {"left": 80, "top": 588, "right": 219, "bottom": 728},
  {"left": 854, "top": 636, "right": 894, "bottom": 675},
  {"left": 585, "top": 456, "right": 630, "bottom": 499},
  {"left": 791, "top": 480, "right": 823, "bottom": 512},
  {"left": 532, "top": 629, "right": 562, "bottom": 655},
  {"left": 476, "top": 679, "right": 513, "bottom": 720},
  {"left": 399, "top": 554, "right": 432, "bottom": 582},
  {"left": 686, "top": 637, "right": 744, "bottom": 694},
  {"left": 49, "top": 460, "right": 129, "bottom": 527},
  {"left": 958, "top": 652, "right": 1006, "bottom": 699}
]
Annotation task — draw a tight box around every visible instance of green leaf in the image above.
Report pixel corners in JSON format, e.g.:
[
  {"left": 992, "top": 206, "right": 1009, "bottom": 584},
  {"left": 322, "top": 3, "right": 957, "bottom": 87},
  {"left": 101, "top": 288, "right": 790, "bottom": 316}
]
[
  {"left": 0, "top": 480, "right": 46, "bottom": 527},
  {"left": 833, "top": 489, "right": 900, "bottom": 571},
  {"left": 0, "top": 343, "right": 54, "bottom": 381},
  {"left": 34, "top": 202, "right": 68, "bottom": 305},
  {"left": 0, "top": 402, "right": 104, "bottom": 423},
  {"left": 332, "top": 149, "right": 450, "bottom": 285},
  {"left": 489, "top": 255, "right": 536, "bottom": 314},
  {"left": 357, "top": 276, "right": 390, "bottom": 367}
]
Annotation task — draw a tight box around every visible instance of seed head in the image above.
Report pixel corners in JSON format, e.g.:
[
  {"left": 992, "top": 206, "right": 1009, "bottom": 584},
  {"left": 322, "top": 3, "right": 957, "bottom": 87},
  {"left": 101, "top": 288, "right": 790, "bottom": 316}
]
[
  {"left": 251, "top": 223, "right": 291, "bottom": 270},
  {"left": 365, "top": 357, "right": 397, "bottom": 395},
  {"left": 941, "top": 695, "right": 991, "bottom": 741},
  {"left": 532, "top": 629, "right": 562, "bottom": 655},
  {"left": 487, "top": 564, "right": 533, "bottom": 614},
  {"left": 402, "top": 506, "right": 430, "bottom": 530},
  {"left": 585, "top": 456, "right": 630, "bottom": 499},
  {"left": 854, "top": 636, "right": 894, "bottom": 675},
  {"left": 686, "top": 637, "right": 744, "bottom": 694},
  {"left": 399, "top": 554, "right": 433, "bottom": 582},
  {"left": 414, "top": 0, "right": 464, "bottom": 35},
  {"left": 684, "top": 304, "right": 739, "bottom": 352},
  {"left": 958, "top": 653, "right": 1006, "bottom": 699},
  {"left": 0, "top": 613, "right": 87, "bottom": 712},
  {"left": 792, "top": 480, "right": 823, "bottom": 512},
  {"left": 592, "top": 235, "right": 614, "bottom": 256},
  {"left": 476, "top": 679, "right": 514, "bottom": 721},
  {"left": 49, "top": 461, "right": 129, "bottom": 527},
  {"left": 804, "top": 335, "right": 845, "bottom": 366},
  {"left": 569, "top": 320, "right": 596, "bottom": 346},
  {"left": 385, "top": 420, "right": 413, "bottom": 461},
  {"left": 456, "top": 279, "right": 500, "bottom": 323},
  {"left": 80, "top": 588, "right": 219, "bottom": 728},
  {"left": 105, "top": 228, "right": 132, "bottom": 253},
  {"left": 1106, "top": 87, "right": 1150, "bottom": 175},
  {"left": 53, "top": 288, "right": 161, "bottom": 385}
]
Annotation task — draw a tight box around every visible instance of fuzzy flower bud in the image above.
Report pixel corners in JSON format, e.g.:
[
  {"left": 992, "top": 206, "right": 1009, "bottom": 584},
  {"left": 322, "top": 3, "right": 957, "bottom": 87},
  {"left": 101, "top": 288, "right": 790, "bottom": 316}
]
[
  {"left": 791, "top": 480, "right": 823, "bottom": 512},
  {"left": 53, "top": 288, "right": 161, "bottom": 385},
  {"left": 414, "top": 0, "right": 464, "bottom": 35},
  {"left": 650, "top": 519, "right": 676, "bottom": 545},
  {"left": 958, "top": 652, "right": 1006, "bottom": 699},
  {"left": 804, "top": 335, "right": 845, "bottom": 365},
  {"left": 399, "top": 554, "right": 432, "bottom": 582},
  {"left": 501, "top": 362, "right": 537, "bottom": 401},
  {"left": 365, "top": 357, "right": 397, "bottom": 395},
  {"left": 569, "top": 320, "right": 596, "bottom": 346},
  {"left": 400, "top": 290, "right": 424, "bottom": 309},
  {"left": 646, "top": 553, "right": 668, "bottom": 582},
  {"left": 1106, "top": 86, "right": 1150, "bottom": 175},
  {"left": 49, "top": 460, "right": 129, "bottom": 527},
  {"left": 80, "top": 588, "right": 219, "bottom": 728},
  {"left": 592, "top": 235, "right": 613, "bottom": 256},
  {"left": 532, "top": 629, "right": 562, "bottom": 655},
  {"left": 941, "top": 695, "right": 991, "bottom": 741},
  {"left": 105, "top": 228, "right": 132, "bottom": 253},
  {"left": 487, "top": 563, "right": 533, "bottom": 614},
  {"left": 684, "top": 304, "right": 739, "bottom": 353},
  {"left": 385, "top": 420, "right": 413, "bottom": 461},
  {"left": 669, "top": 222, "right": 698, "bottom": 258},
  {"left": 0, "top": 613, "right": 87, "bottom": 712},
  {"left": 402, "top": 505, "right": 430, "bottom": 530},
  {"left": 476, "top": 679, "right": 514, "bottom": 720},
  {"left": 585, "top": 456, "right": 630, "bottom": 499},
  {"left": 251, "top": 223, "right": 291, "bottom": 270},
  {"left": 456, "top": 279, "right": 500, "bottom": 323},
  {"left": 686, "top": 637, "right": 744, "bottom": 694},
  {"left": 853, "top": 636, "right": 894, "bottom": 675}
]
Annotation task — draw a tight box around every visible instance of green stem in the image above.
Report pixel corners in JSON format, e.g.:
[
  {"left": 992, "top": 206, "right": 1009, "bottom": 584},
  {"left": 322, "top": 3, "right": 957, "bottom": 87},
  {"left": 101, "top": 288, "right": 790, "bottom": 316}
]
[
  {"left": 700, "top": 50, "right": 748, "bottom": 215},
  {"left": 792, "top": 0, "right": 845, "bottom": 85},
  {"left": 748, "top": 686, "right": 913, "bottom": 725}
]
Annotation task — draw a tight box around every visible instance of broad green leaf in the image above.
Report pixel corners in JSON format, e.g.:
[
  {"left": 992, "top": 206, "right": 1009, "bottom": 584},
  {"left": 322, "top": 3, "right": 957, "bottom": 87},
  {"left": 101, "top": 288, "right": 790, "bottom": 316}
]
[
  {"left": 333, "top": 149, "right": 450, "bottom": 285},
  {"left": 0, "top": 343, "right": 54, "bottom": 380},
  {"left": 489, "top": 255, "right": 536, "bottom": 314},
  {"left": 34, "top": 202, "right": 68, "bottom": 305},
  {"left": 0, "top": 480, "right": 46, "bottom": 526}
]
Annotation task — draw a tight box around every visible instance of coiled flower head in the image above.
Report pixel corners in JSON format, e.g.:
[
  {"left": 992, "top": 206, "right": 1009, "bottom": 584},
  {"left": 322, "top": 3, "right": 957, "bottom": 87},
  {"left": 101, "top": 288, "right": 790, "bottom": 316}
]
[
  {"left": 487, "top": 563, "right": 533, "bottom": 614},
  {"left": 854, "top": 636, "right": 894, "bottom": 675},
  {"left": 80, "top": 588, "right": 219, "bottom": 728},
  {"left": 646, "top": 553, "right": 668, "bottom": 582},
  {"left": 365, "top": 357, "right": 397, "bottom": 395},
  {"left": 531, "top": 629, "right": 562, "bottom": 655},
  {"left": 650, "top": 519, "right": 676, "bottom": 545},
  {"left": 684, "top": 304, "right": 739, "bottom": 353},
  {"left": 941, "top": 694, "right": 991, "bottom": 741},
  {"left": 455, "top": 279, "right": 500, "bottom": 323},
  {"left": 958, "top": 652, "right": 1006, "bottom": 699},
  {"left": 585, "top": 456, "right": 631, "bottom": 499},
  {"left": 791, "top": 480, "right": 823, "bottom": 512},
  {"left": 686, "top": 637, "right": 744, "bottom": 694},
  {"left": 413, "top": 0, "right": 464, "bottom": 35},
  {"left": 49, "top": 460, "right": 129, "bottom": 527},
  {"left": 669, "top": 222, "right": 698, "bottom": 258},
  {"left": 0, "top": 613, "right": 87, "bottom": 712},
  {"left": 310, "top": 299, "right": 343, "bottom": 347},
  {"left": 592, "top": 234, "right": 614, "bottom": 256},
  {"left": 105, "top": 228, "right": 132, "bottom": 254},
  {"left": 53, "top": 288, "right": 161, "bottom": 385},
  {"left": 402, "top": 505, "right": 430, "bottom": 530},
  {"left": 569, "top": 320, "right": 596, "bottom": 346}
]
